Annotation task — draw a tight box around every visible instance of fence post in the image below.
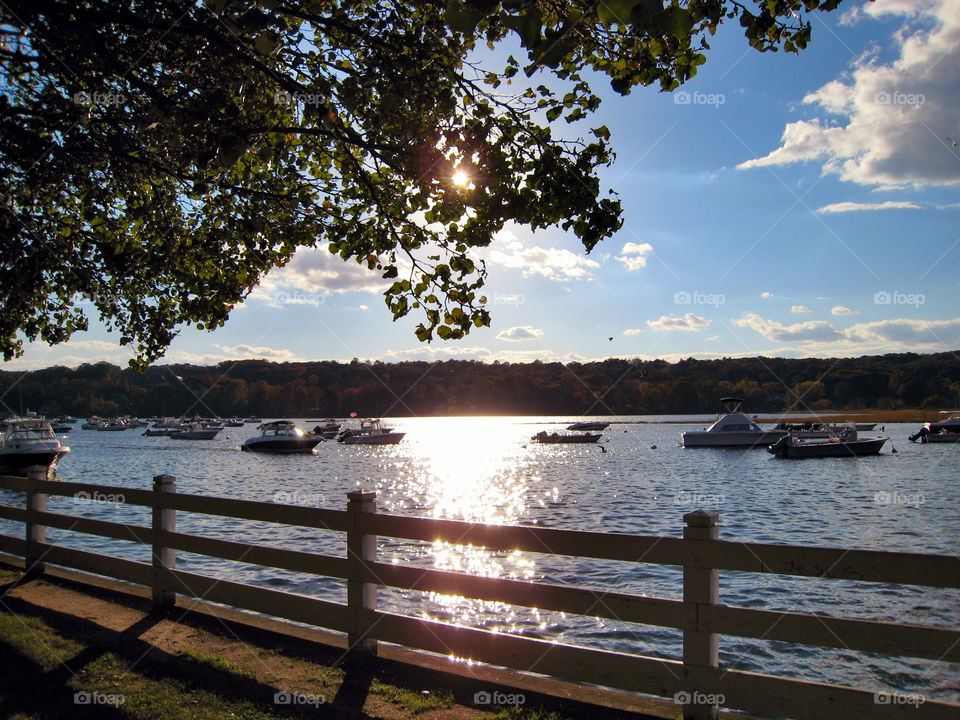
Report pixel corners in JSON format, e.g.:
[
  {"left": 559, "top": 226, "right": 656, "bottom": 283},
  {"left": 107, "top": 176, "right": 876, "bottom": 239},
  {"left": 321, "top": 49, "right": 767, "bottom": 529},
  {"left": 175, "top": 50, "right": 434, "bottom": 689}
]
[
  {"left": 346, "top": 490, "right": 378, "bottom": 661},
  {"left": 682, "top": 509, "right": 720, "bottom": 720},
  {"left": 152, "top": 474, "right": 177, "bottom": 611},
  {"left": 24, "top": 465, "right": 48, "bottom": 577}
]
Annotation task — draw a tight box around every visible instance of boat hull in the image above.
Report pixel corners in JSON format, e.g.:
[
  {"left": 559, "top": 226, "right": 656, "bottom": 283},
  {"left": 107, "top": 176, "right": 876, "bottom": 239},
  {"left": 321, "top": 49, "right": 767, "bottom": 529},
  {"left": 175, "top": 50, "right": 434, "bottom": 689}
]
[
  {"left": 769, "top": 436, "right": 887, "bottom": 458},
  {"left": 340, "top": 433, "right": 405, "bottom": 445},
  {"left": 0, "top": 450, "right": 68, "bottom": 477},
  {"left": 168, "top": 430, "right": 220, "bottom": 440},
  {"left": 532, "top": 433, "right": 602, "bottom": 444},
  {"left": 682, "top": 430, "right": 786, "bottom": 448},
  {"left": 241, "top": 437, "right": 322, "bottom": 453},
  {"left": 924, "top": 433, "right": 960, "bottom": 443}
]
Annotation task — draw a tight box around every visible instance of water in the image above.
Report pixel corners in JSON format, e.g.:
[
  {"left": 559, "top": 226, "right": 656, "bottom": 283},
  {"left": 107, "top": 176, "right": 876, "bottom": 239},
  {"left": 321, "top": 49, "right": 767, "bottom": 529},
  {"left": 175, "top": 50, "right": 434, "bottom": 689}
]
[{"left": 2, "top": 417, "right": 957, "bottom": 704}]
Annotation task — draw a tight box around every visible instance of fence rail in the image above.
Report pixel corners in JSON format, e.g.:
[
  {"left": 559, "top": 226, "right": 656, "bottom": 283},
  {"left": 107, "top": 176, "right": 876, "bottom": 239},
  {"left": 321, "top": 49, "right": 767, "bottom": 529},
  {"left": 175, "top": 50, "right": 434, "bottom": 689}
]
[{"left": 0, "top": 468, "right": 956, "bottom": 720}]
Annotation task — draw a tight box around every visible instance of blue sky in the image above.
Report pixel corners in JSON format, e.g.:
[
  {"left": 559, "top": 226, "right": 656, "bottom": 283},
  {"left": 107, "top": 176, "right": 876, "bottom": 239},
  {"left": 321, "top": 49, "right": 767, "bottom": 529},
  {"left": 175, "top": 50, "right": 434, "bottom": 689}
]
[{"left": 9, "top": 0, "right": 960, "bottom": 370}]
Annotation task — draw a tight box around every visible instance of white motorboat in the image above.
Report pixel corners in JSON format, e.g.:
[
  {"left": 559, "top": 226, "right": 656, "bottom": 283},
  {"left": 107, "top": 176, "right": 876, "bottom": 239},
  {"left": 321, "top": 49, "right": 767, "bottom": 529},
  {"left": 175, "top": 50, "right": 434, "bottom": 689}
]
[
  {"left": 909, "top": 411, "right": 960, "bottom": 443},
  {"left": 338, "top": 419, "right": 405, "bottom": 445},
  {"left": 0, "top": 418, "right": 70, "bottom": 478},
  {"left": 681, "top": 397, "right": 787, "bottom": 448},
  {"left": 242, "top": 421, "right": 322, "bottom": 454},
  {"left": 168, "top": 423, "right": 221, "bottom": 440}
]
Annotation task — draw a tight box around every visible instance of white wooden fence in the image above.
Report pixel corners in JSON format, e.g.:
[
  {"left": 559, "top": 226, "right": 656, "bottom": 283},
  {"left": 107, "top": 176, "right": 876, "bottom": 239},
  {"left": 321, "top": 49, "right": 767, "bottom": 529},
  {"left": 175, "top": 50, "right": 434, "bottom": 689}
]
[{"left": 0, "top": 468, "right": 957, "bottom": 720}]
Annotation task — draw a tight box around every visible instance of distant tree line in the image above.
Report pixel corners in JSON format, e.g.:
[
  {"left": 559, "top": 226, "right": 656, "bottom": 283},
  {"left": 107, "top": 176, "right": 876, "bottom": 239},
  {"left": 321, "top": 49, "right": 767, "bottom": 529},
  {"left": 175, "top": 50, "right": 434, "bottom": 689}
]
[{"left": 2, "top": 351, "right": 958, "bottom": 419}]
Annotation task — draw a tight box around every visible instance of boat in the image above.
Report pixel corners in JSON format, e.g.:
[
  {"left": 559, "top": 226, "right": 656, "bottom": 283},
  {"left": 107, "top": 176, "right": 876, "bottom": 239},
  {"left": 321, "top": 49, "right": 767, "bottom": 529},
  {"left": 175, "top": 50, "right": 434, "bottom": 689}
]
[
  {"left": 338, "top": 419, "right": 405, "bottom": 445},
  {"left": 243, "top": 417, "right": 263, "bottom": 424},
  {"left": 566, "top": 421, "right": 611, "bottom": 431},
  {"left": 681, "top": 398, "right": 787, "bottom": 448},
  {"left": 168, "top": 423, "right": 221, "bottom": 440},
  {"left": 81, "top": 416, "right": 104, "bottom": 430},
  {"left": 768, "top": 425, "right": 888, "bottom": 458},
  {"left": 0, "top": 418, "right": 71, "bottom": 478},
  {"left": 909, "top": 411, "right": 960, "bottom": 443},
  {"left": 96, "top": 418, "right": 128, "bottom": 431},
  {"left": 531, "top": 430, "right": 602, "bottom": 444},
  {"left": 312, "top": 419, "right": 342, "bottom": 439},
  {"left": 223, "top": 418, "right": 245, "bottom": 427},
  {"left": 242, "top": 420, "right": 323, "bottom": 454}
]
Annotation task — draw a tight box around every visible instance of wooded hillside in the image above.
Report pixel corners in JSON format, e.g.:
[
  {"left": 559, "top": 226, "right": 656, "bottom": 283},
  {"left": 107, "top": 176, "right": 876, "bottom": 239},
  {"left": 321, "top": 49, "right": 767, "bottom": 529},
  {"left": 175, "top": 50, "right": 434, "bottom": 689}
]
[{"left": 3, "top": 352, "right": 957, "bottom": 418}]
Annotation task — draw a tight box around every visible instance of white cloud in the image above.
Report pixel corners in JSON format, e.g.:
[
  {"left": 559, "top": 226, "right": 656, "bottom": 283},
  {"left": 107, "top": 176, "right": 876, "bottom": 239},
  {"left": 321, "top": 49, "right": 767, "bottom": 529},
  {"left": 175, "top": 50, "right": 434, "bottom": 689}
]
[
  {"left": 846, "top": 317, "right": 960, "bottom": 347},
  {"left": 487, "top": 232, "right": 600, "bottom": 281},
  {"left": 734, "top": 314, "right": 960, "bottom": 353},
  {"left": 738, "top": 0, "right": 960, "bottom": 187},
  {"left": 761, "top": 292, "right": 773, "bottom": 299},
  {"left": 496, "top": 325, "right": 544, "bottom": 342},
  {"left": 249, "top": 247, "right": 388, "bottom": 306},
  {"left": 817, "top": 201, "right": 923, "bottom": 213},
  {"left": 616, "top": 242, "right": 654, "bottom": 271},
  {"left": 623, "top": 328, "right": 643, "bottom": 336},
  {"left": 791, "top": 305, "right": 812, "bottom": 313},
  {"left": 831, "top": 305, "right": 859, "bottom": 316},
  {"left": 735, "top": 314, "right": 845, "bottom": 343},
  {"left": 647, "top": 313, "right": 711, "bottom": 332}
]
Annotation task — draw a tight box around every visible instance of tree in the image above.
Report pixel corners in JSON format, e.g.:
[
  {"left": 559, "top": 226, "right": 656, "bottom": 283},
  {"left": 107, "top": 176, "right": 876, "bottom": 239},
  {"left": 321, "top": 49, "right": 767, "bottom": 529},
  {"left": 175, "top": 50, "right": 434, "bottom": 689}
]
[{"left": 1, "top": 0, "right": 842, "bottom": 368}]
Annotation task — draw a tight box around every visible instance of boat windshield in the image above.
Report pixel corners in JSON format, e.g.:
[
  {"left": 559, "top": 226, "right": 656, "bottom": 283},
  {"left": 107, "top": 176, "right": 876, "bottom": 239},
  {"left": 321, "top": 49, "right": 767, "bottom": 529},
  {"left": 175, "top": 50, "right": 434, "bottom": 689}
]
[
  {"left": 7, "top": 424, "right": 55, "bottom": 440},
  {"left": 720, "top": 423, "right": 763, "bottom": 432}
]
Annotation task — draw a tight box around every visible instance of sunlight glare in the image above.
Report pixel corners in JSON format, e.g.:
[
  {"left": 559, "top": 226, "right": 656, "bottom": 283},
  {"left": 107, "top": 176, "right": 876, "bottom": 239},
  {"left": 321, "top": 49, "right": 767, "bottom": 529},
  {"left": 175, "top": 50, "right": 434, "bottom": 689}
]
[{"left": 452, "top": 169, "right": 469, "bottom": 187}]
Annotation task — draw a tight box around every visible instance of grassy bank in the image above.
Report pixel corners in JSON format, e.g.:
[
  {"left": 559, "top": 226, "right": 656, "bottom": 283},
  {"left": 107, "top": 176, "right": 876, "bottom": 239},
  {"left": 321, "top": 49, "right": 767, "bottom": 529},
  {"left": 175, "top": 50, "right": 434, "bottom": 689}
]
[{"left": 0, "top": 569, "right": 689, "bottom": 720}]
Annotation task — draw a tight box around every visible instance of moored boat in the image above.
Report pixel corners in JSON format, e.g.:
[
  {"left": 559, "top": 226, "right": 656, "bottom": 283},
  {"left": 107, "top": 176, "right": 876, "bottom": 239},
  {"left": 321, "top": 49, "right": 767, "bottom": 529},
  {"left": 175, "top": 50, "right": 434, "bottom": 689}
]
[
  {"left": 768, "top": 426, "right": 888, "bottom": 459},
  {"left": 531, "top": 430, "right": 602, "bottom": 444},
  {"left": 682, "top": 397, "right": 787, "bottom": 448},
  {"left": 338, "top": 419, "right": 405, "bottom": 445},
  {"left": 242, "top": 421, "right": 322, "bottom": 454},
  {"left": 168, "top": 423, "right": 221, "bottom": 440},
  {"left": 566, "top": 421, "right": 611, "bottom": 431},
  {"left": 312, "top": 419, "right": 342, "bottom": 439},
  {"left": 909, "top": 411, "right": 960, "bottom": 443},
  {"left": 0, "top": 418, "right": 70, "bottom": 478}
]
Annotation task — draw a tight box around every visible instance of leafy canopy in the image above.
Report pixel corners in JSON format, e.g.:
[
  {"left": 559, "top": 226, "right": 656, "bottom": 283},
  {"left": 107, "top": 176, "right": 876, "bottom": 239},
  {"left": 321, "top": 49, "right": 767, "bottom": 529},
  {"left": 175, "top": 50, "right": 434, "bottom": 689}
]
[{"left": 0, "top": 0, "right": 842, "bottom": 368}]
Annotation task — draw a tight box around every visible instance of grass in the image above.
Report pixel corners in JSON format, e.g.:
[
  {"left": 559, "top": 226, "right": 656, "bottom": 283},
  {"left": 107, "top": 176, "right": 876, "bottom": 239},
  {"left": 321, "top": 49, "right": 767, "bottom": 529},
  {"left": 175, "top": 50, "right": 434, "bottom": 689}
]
[
  {"left": 370, "top": 678, "right": 455, "bottom": 713},
  {"left": 0, "top": 570, "right": 665, "bottom": 720}
]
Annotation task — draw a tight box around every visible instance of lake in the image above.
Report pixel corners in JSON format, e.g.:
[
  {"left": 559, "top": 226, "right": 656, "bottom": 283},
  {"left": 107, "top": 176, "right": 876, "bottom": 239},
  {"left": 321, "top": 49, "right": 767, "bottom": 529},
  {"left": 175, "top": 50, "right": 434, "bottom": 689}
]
[{"left": 4, "top": 416, "right": 957, "bottom": 704}]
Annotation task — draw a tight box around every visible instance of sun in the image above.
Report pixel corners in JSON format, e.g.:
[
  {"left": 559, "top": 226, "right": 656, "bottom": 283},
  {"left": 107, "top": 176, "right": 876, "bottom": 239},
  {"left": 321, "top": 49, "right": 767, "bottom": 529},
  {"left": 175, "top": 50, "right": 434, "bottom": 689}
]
[{"left": 452, "top": 169, "right": 470, "bottom": 187}]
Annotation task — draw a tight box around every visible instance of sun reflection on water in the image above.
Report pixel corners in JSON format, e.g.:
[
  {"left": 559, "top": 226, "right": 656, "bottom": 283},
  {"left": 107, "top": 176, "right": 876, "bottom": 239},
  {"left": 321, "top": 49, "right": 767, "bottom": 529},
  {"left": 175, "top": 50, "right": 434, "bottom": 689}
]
[{"left": 383, "top": 417, "right": 549, "bottom": 635}]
